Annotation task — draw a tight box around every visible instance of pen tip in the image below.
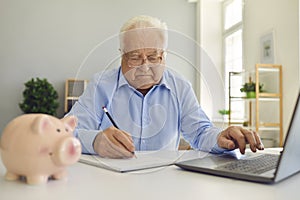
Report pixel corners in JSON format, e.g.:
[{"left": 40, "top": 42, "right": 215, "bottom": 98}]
[{"left": 132, "top": 152, "right": 137, "bottom": 158}]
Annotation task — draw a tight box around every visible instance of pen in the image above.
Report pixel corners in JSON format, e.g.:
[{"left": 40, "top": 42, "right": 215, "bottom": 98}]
[
  {"left": 102, "top": 106, "right": 119, "bottom": 129},
  {"left": 102, "top": 106, "right": 136, "bottom": 158}
]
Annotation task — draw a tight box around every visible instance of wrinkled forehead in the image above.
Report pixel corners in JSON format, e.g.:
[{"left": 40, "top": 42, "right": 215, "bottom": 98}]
[
  {"left": 125, "top": 48, "right": 163, "bottom": 56},
  {"left": 119, "top": 27, "right": 168, "bottom": 54}
]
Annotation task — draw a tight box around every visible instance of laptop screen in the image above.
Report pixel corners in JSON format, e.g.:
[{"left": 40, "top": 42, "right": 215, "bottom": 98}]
[{"left": 275, "top": 91, "right": 300, "bottom": 182}]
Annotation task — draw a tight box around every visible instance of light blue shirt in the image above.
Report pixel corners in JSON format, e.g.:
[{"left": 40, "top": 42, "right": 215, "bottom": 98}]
[{"left": 67, "top": 67, "right": 225, "bottom": 154}]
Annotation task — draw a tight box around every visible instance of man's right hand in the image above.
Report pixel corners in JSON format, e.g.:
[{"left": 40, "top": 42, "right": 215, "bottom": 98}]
[{"left": 93, "top": 126, "right": 135, "bottom": 158}]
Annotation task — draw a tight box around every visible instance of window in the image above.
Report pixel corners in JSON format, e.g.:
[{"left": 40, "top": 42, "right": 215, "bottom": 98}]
[
  {"left": 223, "top": 0, "right": 244, "bottom": 120},
  {"left": 224, "top": 0, "right": 243, "bottom": 30}
]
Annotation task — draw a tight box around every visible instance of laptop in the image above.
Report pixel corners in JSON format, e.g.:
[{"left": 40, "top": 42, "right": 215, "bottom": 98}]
[{"left": 176, "top": 91, "right": 300, "bottom": 184}]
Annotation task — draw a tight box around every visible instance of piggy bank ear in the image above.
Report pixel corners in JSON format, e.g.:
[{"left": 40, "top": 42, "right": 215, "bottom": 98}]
[
  {"left": 61, "top": 116, "right": 77, "bottom": 132},
  {"left": 32, "top": 115, "right": 52, "bottom": 134}
]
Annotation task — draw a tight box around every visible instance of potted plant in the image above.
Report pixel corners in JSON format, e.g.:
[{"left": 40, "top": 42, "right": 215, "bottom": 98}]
[
  {"left": 19, "top": 78, "right": 59, "bottom": 116},
  {"left": 218, "top": 109, "right": 230, "bottom": 115},
  {"left": 240, "top": 81, "right": 263, "bottom": 98},
  {"left": 218, "top": 109, "right": 230, "bottom": 121}
]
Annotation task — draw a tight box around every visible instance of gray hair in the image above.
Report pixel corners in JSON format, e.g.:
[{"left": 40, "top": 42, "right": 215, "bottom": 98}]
[
  {"left": 120, "top": 15, "right": 168, "bottom": 32},
  {"left": 119, "top": 15, "right": 168, "bottom": 53}
]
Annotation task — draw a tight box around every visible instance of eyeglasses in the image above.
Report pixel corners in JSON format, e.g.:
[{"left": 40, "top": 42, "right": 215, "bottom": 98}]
[{"left": 125, "top": 52, "right": 163, "bottom": 67}]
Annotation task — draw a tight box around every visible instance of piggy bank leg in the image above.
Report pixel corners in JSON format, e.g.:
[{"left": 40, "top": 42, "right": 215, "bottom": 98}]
[
  {"left": 26, "top": 175, "right": 49, "bottom": 185},
  {"left": 52, "top": 170, "right": 67, "bottom": 180},
  {"left": 5, "top": 171, "right": 19, "bottom": 181}
]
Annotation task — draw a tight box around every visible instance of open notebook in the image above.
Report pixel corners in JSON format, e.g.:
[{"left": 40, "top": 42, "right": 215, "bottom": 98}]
[{"left": 79, "top": 150, "right": 210, "bottom": 172}]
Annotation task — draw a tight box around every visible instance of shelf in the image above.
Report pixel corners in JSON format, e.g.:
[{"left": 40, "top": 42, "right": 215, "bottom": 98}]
[
  {"left": 257, "top": 68, "right": 280, "bottom": 72},
  {"left": 229, "top": 97, "right": 280, "bottom": 102},
  {"left": 258, "top": 127, "right": 280, "bottom": 131},
  {"left": 258, "top": 93, "right": 280, "bottom": 97},
  {"left": 259, "top": 122, "right": 280, "bottom": 127},
  {"left": 257, "top": 98, "right": 280, "bottom": 101},
  {"left": 66, "top": 97, "right": 80, "bottom": 100},
  {"left": 228, "top": 64, "right": 283, "bottom": 147},
  {"left": 229, "top": 97, "right": 255, "bottom": 101},
  {"left": 64, "top": 79, "right": 88, "bottom": 113},
  {"left": 256, "top": 63, "right": 281, "bottom": 72}
]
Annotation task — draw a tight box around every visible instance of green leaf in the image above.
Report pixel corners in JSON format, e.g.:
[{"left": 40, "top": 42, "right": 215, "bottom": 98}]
[
  {"left": 19, "top": 78, "right": 59, "bottom": 116},
  {"left": 240, "top": 82, "right": 264, "bottom": 93}
]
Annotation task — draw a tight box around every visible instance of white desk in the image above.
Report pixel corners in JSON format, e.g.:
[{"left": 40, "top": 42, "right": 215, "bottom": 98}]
[{"left": 1, "top": 150, "right": 299, "bottom": 200}]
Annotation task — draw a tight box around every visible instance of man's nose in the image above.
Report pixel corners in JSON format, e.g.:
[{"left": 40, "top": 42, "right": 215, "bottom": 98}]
[
  {"left": 138, "top": 56, "right": 151, "bottom": 71},
  {"left": 141, "top": 56, "right": 150, "bottom": 65},
  {"left": 139, "top": 62, "right": 150, "bottom": 72}
]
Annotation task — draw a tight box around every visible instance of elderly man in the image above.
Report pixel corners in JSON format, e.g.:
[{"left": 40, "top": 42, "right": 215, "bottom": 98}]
[{"left": 67, "top": 15, "right": 264, "bottom": 158}]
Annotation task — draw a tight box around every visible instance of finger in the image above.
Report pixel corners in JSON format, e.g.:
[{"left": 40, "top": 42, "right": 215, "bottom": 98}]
[
  {"left": 113, "top": 131, "right": 135, "bottom": 153},
  {"left": 98, "top": 144, "right": 121, "bottom": 158},
  {"left": 105, "top": 142, "right": 133, "bottom": 158},
  {"left": 101, "top": 144, "right": 131, "bottom": 159},
  {"left": 103, "top": 127, "right": 133, "bottom": 152},
  {"left": 234, "top": 133, "right": 247, "bottom": 154},
  {"left": 240, "top": 129, "right": 257, "bottom": 152},
  {"left": 94, "top": 134, "right": 115, "bottom": 157},
  {"left": 253, "top": 131, "right": 264, "bottom": 150},
  {"left": 226, "top": 127, "right": 247, "bottom": 154},
  {"left": 102, "top": 134, "right": 134, "bottom": 158},
  {"left": 122, "top": 130, "right": 134, "bottom": 143},
  {"left": 96, "top": 128, "right": 134, "bottom": 158},
  {"left": 105, "top": 126, "right": 134, "bottom": 150},
  {"left": 107, "top": 132, "right": 134, "bottom": 153},
  {"left": 218, "top": 133, "right": 236, "bottom": 150}
]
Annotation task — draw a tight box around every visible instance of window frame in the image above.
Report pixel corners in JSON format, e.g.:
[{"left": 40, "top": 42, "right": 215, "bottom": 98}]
[{"left": 222, "top": 0, "right": 244, "bottom": 121}]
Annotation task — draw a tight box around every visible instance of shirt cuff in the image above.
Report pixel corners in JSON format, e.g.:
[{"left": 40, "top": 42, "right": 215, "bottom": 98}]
[
  {"left": 76, "top": 129, "right": 99, "bottom": 154},
  {"left": 206, "top": 127, "right": 228, "bottom": 154},
  {"left": 211, "top": 143, "right": 228, "bottom": 154}
]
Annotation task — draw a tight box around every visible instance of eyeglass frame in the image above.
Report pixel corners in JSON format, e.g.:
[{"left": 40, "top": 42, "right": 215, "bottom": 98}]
[{"left": 122, "top": 50, "right": 165, "bottom": 67}]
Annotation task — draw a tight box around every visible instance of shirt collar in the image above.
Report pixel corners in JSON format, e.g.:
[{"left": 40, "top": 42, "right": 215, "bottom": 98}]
[
  {"left": 159, "top": 73, "right": 171, "bottom": 90},
  {"left": 117, "top": 68, "right": 129, "bottom": 89}
]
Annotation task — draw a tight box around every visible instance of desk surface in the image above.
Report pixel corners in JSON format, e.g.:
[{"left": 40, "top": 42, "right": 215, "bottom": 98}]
[{"left": 1, "top": 149, "right": 299, "bottom": 200}]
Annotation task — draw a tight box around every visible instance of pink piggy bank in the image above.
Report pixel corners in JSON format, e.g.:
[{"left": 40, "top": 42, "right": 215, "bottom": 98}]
[{"left": 0, "top": 114, "right": 82, "bottom": 185}]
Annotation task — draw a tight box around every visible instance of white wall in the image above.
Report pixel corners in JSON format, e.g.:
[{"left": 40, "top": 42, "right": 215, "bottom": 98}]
[
  {"left": 243, "top": 0, "right": 299, "bottom": 139},
  {"left": 1, "top": 0, "right": 298, "bottom": 139},
  {"left": 197, "top": 0, "right": 223, "bottom": 120},
  {"left": 197, "top": 0, "right": 299, "bottom": 137},
  {"left": 0, "top": 0, "right": 196, "bottom": 133}
]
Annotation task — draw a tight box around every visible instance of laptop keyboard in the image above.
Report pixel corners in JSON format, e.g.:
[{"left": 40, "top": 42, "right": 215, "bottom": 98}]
[{"left": 216, "top": 154, "right": 280, "bottom": 174}]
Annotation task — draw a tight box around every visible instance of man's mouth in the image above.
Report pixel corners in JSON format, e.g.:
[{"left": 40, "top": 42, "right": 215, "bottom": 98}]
[{"left": 135, "top": 74, "right": 152, "bottom": 77}]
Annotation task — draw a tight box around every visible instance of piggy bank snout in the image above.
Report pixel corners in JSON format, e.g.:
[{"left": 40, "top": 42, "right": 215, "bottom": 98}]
[{"left": 52, "top": 137, "right": 81, "bottom": 166}]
